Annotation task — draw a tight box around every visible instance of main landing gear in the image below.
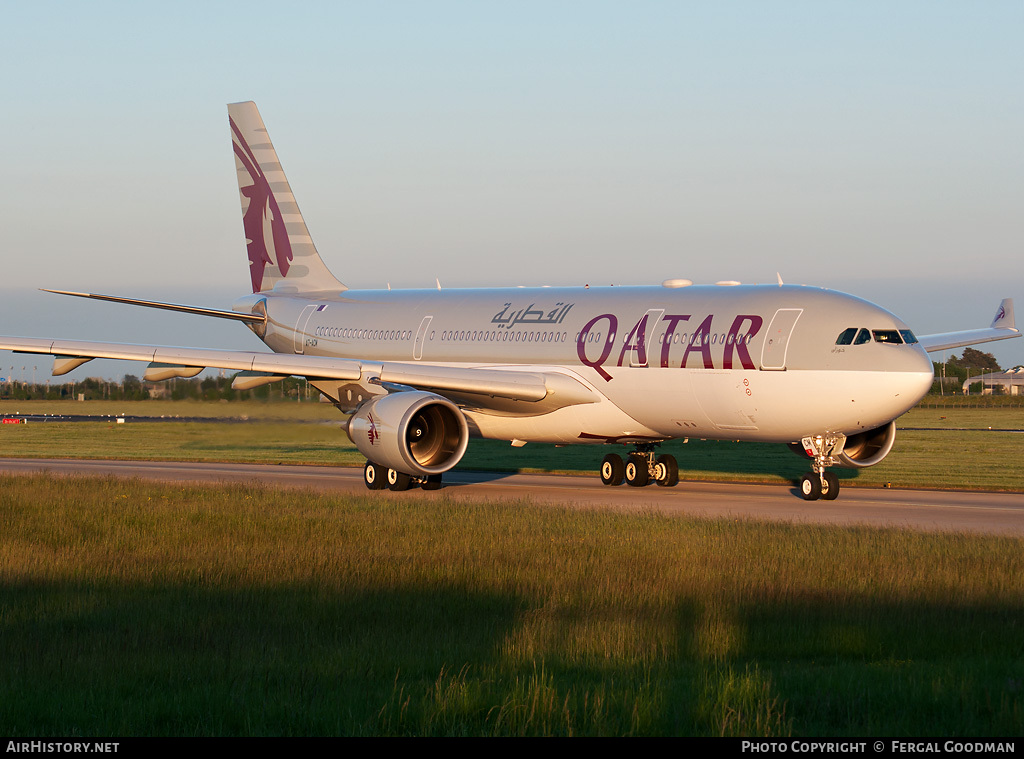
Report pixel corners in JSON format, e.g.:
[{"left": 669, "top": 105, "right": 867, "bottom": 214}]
[
  {"left": 797, "top": 433, "right": 846, "bottom": 501},
  {"left": 600, "top": 445, "right": 679, "bottom": 488},
  {"left": 362, "top": 461, "right": 442, "bottom": 492}
]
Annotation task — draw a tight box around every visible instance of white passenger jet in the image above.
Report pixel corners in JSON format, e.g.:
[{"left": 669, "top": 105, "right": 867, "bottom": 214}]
[{"left": 1, "top": 102, "right": 1018, "bottom": 500}]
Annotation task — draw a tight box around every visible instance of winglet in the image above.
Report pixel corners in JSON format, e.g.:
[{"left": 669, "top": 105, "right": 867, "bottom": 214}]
[{"left": 992, "top": 299, "right": 1014, "bottom": 330}]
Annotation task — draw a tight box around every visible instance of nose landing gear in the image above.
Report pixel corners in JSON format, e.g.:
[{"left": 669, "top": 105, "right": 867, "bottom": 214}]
[{"left": 798, "top": 434, "right": 846, "bottom": 501}]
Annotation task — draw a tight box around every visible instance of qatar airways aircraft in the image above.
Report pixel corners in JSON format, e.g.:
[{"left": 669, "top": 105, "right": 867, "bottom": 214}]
[{"left": 1, "top": 102, "right": 1018, "bottom": 500}]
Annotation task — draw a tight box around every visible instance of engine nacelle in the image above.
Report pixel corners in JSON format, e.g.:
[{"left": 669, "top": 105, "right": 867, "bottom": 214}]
[
  {"left": 835, "top": 421, "right": 896, "bottom": 469},
  {"left": 787, "top": 421, "right": 897, "bottom": 469},
  {"left": 346, "top": 391, "right": 469, "bottom": 477}
]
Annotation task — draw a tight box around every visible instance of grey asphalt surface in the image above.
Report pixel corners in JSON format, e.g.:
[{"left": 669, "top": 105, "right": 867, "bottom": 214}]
[{"left": 1, "top": 457, "right": 1022, "bottom": 536}]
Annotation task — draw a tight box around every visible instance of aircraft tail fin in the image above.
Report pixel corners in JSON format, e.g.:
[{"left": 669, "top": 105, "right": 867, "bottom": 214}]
[
  {"left": 991, "top": 298, "right": 1015, "bottom": 330},
  {"left": 228, "top": 101, "right": 346, "bottom": 294}
]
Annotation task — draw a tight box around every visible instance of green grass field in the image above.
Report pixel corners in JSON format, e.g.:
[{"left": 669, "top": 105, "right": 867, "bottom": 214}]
[
  {"left": 1, "top": 400, "right": 1022, "bottom": 735},
  {"left": 1, "top": 401, "right": 1022, "bottom": 491},
  {"left": 1, "top": 474, "right": 1021, "bottom": 736}
]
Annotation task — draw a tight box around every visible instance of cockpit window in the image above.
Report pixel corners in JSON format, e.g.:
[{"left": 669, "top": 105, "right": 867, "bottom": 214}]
[
  {"left": 835, "top": 327, "right": 858, "bottom": 345},
  {"left": 872, "top": 330, "right": 903, "bottom": 344},
  {"left": 838, "top": 327, "right": 914, "bottom": 346}
]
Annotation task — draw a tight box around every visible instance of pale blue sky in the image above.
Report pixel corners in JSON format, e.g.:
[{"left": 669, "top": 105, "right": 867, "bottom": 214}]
[{"left": 1, "top": 1, "right": 1021, "bottom": 379}]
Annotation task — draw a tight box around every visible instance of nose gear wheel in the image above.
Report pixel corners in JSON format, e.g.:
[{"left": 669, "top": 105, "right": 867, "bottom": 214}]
[{"left": 798, "top": 434, "right": 846, "bottom": 501}]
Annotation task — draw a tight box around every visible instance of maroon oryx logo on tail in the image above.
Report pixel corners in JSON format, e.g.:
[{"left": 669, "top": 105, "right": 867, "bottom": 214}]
[{"left": 230, "top": 117, "right": 292, "bottom": 293}]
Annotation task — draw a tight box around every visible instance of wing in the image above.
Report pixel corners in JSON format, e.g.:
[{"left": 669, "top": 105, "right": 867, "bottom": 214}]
[
  {"left": 917, "top": 298, "right": 1020, "bottom": 353},
  {"left": 0, "top": 335, "right": 598, "bottom": 414}
]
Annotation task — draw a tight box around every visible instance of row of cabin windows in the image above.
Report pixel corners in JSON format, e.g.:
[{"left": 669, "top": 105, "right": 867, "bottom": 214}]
[
  {"left": 659, "top": 332, "right": 754, "bottom": 346},
  {"left": 314, "top": 326, "right": 573, "bottom": 344},
  {"left": 442, "top": 330, "right": 569, "bottom": 343},
  {"left": 835, "top": 328, "right": 918, "bottom": 346},
  {"left": 315, "top": 327, "right": 412, "bottom": 341},
  {"left": 437, "top": 330, "right": 754, "bottom": 346},
  {"left": 314, "top": 325, "right": 756, "bottom": 348},
  {"left": 440, "top": 330, "right": 755, "bottom": 346}
]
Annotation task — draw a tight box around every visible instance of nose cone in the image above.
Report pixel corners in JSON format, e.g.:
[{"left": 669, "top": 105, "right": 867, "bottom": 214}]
[
  {"left": 910, "top": 344, "right": 937, "bottom": 376},
  {"left": 888, "top": 345, "right": 935, "bottom": 415}
]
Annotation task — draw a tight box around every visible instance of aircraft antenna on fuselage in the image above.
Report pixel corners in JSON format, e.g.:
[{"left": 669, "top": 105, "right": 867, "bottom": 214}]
[{"left": 228, "top": 101, "right": 346, "bottom": 295}]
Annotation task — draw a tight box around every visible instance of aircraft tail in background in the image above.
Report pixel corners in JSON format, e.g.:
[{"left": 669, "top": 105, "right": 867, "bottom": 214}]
[
  {"left": 917, "top": 298, "right": 1019, "bottom": 353},
  {"left": 228, "top": 101, "right": 346, "bottom": 295},
  {"left": 992, "top": 298, "right": 1015, "bottom": 330}
]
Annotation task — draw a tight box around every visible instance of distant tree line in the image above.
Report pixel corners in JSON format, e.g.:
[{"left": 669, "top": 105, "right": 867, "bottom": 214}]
[
  {"left": 932, "top": 348, "right": 1014, "bottom": 394},
  {"left": 0, "top": 374, "right": 317, "bottom": 402}
]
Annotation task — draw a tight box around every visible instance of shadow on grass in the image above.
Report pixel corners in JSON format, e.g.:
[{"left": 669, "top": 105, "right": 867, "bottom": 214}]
[
  {"left": 458, "top": 438, "right": 865, "bottom": 485},
  {"left": 2, "top": 579, "right": 1021, "bottom": 735},
  {"left": 0, "top": 579, "right": 523, "bottom": 735}
]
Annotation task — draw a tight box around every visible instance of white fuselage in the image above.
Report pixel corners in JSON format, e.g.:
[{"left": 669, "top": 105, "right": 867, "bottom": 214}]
[{"left": 236, "top": 283, "right": 935, "bottom": 445}]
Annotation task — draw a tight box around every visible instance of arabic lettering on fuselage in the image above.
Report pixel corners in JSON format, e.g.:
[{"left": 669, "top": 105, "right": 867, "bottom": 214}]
[
  {"left": 576, "top": 312, "right": 765, "bottom": 382},
  {"left": 491, "top": 302, "right": 574, "bottom": 330}
]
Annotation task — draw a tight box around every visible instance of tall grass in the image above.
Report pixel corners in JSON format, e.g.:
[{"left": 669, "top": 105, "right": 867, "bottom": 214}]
[{"left": 1, "top": 474, "right": 1021, "bottom": 735}]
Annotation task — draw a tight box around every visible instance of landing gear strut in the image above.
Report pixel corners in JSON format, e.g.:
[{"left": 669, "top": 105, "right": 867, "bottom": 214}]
[
  {"left": 798, "top": 434, "right": 845, "bottom": 501},
  {"left": 600, "top": 446, "right": 679, "bottom": 488}
]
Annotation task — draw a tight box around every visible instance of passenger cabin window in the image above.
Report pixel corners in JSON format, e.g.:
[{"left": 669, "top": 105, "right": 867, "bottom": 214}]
[
  {"left": 835, "top": 327, "right": 858, "bottom": 345},
  {"left": 872, "top": 330, "right": 903, "bottom": 344}
]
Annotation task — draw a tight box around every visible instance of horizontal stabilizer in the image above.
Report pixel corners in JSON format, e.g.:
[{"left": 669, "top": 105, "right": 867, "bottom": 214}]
[{"left": 41, "top": 289, "right": 266, "bottom": 324}]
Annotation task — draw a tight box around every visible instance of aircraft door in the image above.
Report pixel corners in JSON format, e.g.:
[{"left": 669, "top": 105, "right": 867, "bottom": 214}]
[
  {"left": 414, "top": 315, "right": 432, "bottom": 360},
  {"left": 293, "top": 304, "right": 320, "bottom": 354},
  {"left": 760, "top": 308, "right": 803, "bottom": 370},
  {"left": 628, "top": 309, "right": 665, "bottom": 367}
]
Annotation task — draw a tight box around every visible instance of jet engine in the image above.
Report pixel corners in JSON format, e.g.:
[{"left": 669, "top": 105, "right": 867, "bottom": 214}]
[
  {"left": 346, "top": 391, "right": 469, "bottom": 477},
  {"left": 835, "top": 420, "right": 896, "bottom": 468}
]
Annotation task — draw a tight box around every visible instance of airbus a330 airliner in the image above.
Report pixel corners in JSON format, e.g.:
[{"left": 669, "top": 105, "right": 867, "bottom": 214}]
[{"left": 2, "top": 102, "right": 1018, "bottom": 500}]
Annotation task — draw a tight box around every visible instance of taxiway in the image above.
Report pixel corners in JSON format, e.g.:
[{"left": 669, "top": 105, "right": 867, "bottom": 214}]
[{"left": 0, "top": 457, "right": 1021, "bottom": 536}]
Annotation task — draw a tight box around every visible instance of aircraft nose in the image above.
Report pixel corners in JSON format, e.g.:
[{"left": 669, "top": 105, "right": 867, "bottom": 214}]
[
  {"left": 898, "top": 347, "right": 935, "bottom": 406},
  {"left": 915, "top": 343, "right": 936, "bottom": 374}
]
